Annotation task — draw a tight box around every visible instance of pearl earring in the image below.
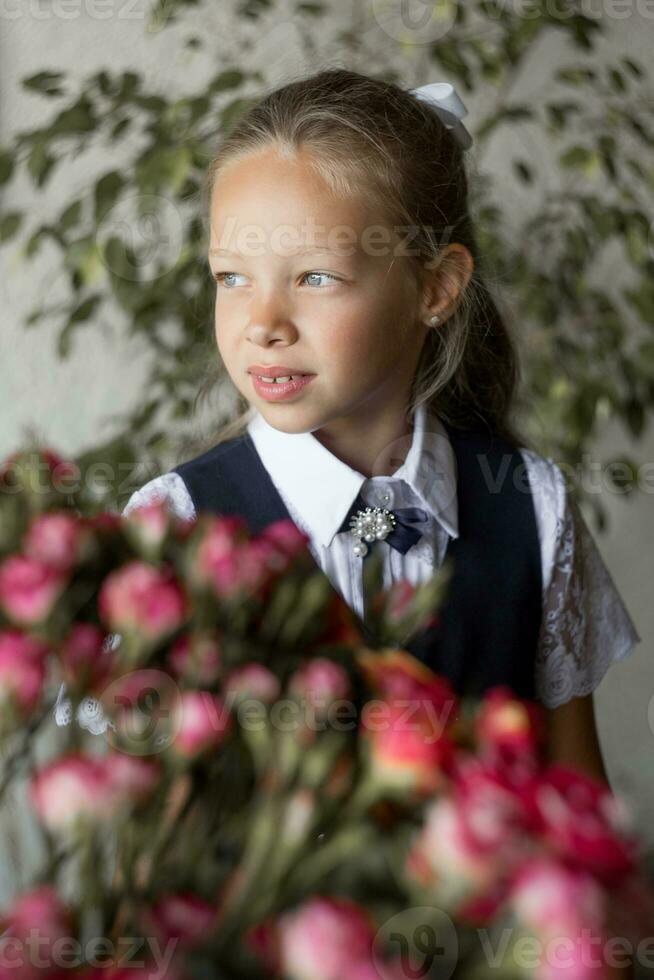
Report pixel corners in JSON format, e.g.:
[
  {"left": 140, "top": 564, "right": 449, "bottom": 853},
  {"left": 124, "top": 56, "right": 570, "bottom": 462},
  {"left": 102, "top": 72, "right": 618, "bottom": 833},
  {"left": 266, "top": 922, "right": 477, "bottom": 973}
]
[{"left": 427, "top": 314, "right": 440, "bottom": 326}]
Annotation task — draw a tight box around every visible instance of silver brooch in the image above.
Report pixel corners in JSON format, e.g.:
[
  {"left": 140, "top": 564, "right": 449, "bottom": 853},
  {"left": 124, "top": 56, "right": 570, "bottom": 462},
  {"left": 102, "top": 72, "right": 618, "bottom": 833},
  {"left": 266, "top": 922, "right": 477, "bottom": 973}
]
[{"left": 348, "top": 506, "right": 397, "bottom": 557}]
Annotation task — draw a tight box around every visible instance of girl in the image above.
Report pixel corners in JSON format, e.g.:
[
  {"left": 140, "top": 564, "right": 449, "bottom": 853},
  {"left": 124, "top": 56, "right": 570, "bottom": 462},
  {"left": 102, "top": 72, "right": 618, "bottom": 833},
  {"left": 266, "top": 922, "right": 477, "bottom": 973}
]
[{"left": 60, "top": 68, "right": 640, "bottom": 789}]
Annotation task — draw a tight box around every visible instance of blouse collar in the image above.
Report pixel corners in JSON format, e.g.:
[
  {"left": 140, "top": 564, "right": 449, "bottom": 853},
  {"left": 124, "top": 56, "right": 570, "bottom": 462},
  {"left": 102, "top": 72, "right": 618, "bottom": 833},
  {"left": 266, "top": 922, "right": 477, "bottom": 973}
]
[{"left": 246, "top": 401, "right": 459, "bottom": 549}]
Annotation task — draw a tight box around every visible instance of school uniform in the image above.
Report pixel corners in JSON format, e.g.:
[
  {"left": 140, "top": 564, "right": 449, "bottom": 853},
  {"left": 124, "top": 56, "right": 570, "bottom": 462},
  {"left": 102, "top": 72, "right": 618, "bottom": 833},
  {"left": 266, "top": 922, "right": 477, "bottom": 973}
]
[{"left": 53, "top": 403, "right": 640, "bottom": 733}]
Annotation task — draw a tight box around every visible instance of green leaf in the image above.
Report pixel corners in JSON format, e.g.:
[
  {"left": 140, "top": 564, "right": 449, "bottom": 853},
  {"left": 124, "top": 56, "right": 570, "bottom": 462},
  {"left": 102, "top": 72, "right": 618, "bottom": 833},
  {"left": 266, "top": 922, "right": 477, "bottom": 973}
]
[
  {"left": 94, "top": 171, "right": 126, "bottom": 223},
  {"left": 209, "top": 69, "right": 246, "bottom": 94},
  {"left": 605, "top": 456, "right": 637, "bottom": 493},
  {"left": 560, "top": 145, "right": 599, "bottom": 177},
  {"left": 110, "top": 117, "right": 132, "bottom": 141},
  {"left": 51, "top": 97, "right": 97, "bottom": 136},
  {"left": 545, "top": 101, "right": 580, "bottom": 131},
  {"left": 60, "top": 200, "right": 83, "bottom": 231},
  {"left": 119, "top": 72, "right": 141, "bottom": 99},
  {"left": 94, "top": 70, "right": 113, "bottom": 96},
  {"left": 0, "top": 211, "right": 23, "bottom": 242},
  {"left": 23, "top": 225, "right": 62, "bottom": 258},
  {"left": 623, "top": 398, "right": 645, "bottom": 438},
  {"left": 295, "top": 1, "right": 325, "bottom": 13},
  {"left": 624, "top": 213, "right": 650, "bottom": 266},
  {"left": 623, "top": 282, "right": 654, "bottom": 326},
  {"left": 22, "top": 71, "right": 65, "bottom": 96},
  {"left": 513, "top": 160, "right": 533, "bottom": 183},
  {"left": 58, "top": 295, "right": 102, "bottom": 357},
  {"left": 135, "top": 145, "right": 192, "bottom": 194},
  {"left": 608, "top": 68, "right": 626, "bottom": 93},
  {"left": 69, "top": 294, "right": 101, "bottom": 324},
  {"left": 0, "top": 150, "right": 13, "bottom": 186},
  {"left": 556, "top": 67, "right": 597, "bottom": 85},
  {"left": 27, "top": 142, "right": 57, "bottom": 187},
  {"left": 621, "top": 56, "right": 643, "bottom": 79}
]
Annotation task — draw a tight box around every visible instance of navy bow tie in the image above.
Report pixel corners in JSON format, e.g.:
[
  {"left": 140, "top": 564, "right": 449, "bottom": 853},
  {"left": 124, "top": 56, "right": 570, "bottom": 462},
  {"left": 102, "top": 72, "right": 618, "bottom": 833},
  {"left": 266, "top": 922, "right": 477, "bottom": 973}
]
[{"left": 338, "top": 490, "right": 431, "bottom": 556}]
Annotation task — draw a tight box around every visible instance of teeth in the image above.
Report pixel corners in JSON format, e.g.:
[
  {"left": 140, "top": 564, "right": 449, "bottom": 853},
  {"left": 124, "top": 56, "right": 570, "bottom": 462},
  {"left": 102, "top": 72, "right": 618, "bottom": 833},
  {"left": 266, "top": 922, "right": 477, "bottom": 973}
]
[{"left": 257, "top": 374, "right": 304, "bottom": 383}]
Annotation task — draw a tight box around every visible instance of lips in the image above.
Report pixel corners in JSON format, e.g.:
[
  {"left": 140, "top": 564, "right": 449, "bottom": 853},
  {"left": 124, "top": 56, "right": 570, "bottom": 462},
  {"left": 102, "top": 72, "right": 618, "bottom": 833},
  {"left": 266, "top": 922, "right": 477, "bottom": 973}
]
[{"left": 247, "top": 365, "right": 313, "bottom": 378}]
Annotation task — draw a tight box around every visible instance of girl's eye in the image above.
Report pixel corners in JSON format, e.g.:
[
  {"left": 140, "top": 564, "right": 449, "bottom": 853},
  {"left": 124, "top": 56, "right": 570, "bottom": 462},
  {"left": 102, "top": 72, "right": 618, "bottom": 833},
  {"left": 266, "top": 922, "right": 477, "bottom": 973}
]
[
  {"left": 213, "top": 272, "right": 246, "bottom": 288},
  {"left": 302, "top": 272, "right": 339, "bottom": 287},
  {"left": 212, "top": 271, "right": 340, "bottom": 288}
]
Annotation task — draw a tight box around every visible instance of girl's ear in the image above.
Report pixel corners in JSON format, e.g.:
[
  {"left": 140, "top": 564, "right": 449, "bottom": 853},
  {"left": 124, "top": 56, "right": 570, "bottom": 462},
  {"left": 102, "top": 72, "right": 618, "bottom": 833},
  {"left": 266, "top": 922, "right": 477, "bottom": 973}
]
[{"left": 420, "top": 244, "right": 474, "bottom": 323}]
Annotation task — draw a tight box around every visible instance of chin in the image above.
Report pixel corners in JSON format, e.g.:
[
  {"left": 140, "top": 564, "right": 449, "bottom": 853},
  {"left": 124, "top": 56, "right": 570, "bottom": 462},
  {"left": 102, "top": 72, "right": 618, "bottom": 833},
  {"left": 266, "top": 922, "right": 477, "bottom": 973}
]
[{"left": 257, "top": 406, "right": 319, "bottom": 435}]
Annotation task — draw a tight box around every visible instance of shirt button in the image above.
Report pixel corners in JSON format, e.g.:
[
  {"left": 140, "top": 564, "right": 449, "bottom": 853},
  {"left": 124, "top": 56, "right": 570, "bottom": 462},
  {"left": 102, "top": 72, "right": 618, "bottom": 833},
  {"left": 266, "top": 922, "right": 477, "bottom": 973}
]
[{"left": 375, "top": 487, "right": 393, "bottom": 507}]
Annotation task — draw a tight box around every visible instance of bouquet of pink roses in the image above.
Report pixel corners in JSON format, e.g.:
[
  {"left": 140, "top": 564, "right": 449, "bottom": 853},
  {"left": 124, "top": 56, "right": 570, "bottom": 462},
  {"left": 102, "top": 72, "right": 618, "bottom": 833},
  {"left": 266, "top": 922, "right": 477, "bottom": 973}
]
[{"left": 0, "top": 447, "right": 652, "bottom": 980}]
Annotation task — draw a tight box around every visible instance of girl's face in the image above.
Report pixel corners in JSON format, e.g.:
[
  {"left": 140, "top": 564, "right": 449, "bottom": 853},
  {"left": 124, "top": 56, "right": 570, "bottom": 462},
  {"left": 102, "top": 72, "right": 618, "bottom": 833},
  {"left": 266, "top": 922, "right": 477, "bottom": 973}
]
[{"left": 207, "top": 146, "right": 429, "bottom": 447}]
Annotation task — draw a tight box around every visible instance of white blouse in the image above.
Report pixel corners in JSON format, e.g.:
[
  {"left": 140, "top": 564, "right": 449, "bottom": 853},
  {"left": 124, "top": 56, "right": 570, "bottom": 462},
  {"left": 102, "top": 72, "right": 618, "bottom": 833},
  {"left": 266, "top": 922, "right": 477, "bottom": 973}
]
[{"left": 54, "top": 404, "right": 640, "bottom": 734}]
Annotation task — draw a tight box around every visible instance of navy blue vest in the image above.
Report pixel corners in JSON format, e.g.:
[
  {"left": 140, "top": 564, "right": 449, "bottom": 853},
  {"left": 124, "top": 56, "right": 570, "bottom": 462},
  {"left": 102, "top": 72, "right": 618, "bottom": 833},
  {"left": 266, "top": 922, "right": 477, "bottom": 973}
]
[{"left": 173, "top": 424, "right": 542, "bottom": 703}]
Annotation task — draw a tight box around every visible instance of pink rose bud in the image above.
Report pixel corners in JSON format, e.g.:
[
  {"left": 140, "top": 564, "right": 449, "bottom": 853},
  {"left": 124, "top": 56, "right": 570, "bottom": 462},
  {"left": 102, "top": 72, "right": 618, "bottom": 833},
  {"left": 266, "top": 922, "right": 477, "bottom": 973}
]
[
  {"left": 0, "top": 629, "right": 49, "bottom": 718},
  {"left": 30, "top": 752, "right": 160, "bottom": 836},
  {"left": 406, "top": 796, "right": 501, "bottom": 911},
  {"left": 100, "top": 668, "right": 180, "bottom": 748},
  {"left": 140, "top": 892, "right": 217, "bottom": 951},
  {"left": 450, "top": 754, "right": 535, "bottom": 855},
  {"left": 123, "top": 498, "right": 173, "bottom": 554},
  {"left": 0, "top": 554, "right": 68, "bottom": 625},
  {"left": 224, "top": 663, "right": 280, "bottom": 704},
  {"left": 30, "top": 753, "right": 114, "bottom": 834},
  {"left": 276, "top": 897, "right": 376, "bottom": 980},
  {"left": 23, "top": 510, "right": 91, "bottom": 572},
  {"left": 191, "top": 516, "right": 268, "bottom": 597},
  {"left": 509, "top": 856, "right": 606, "bottom": 936},
  {"left": 0, "top": 884, "right": 73, "bottom": 980},
  {"left": 288, "top": 658, "right": 351, "bottom": 717},
  {"left": 474, "top": 685, "right": 545, "bottom": 774},
  {"left": 258, "top": 519, "right": 311, "bottom": 567},
  {"left": 59, "top": 622, "right": 116, "bottom": 692},
  {"left": 167, "top": 632, "right": 222, "bottom": 686},
  {"left": 361, "top": 699, "right": 454, "bottom": 798},
  {"left": 102, "top": 752, "right": 160, "bottom": 806},
  {"left": 99, "top": 560, "right": 187, "bottom": 640},
  {"left": 357, "top": 648, "right": 459, "bottom": 726},
  {"left": 527, "top": 764, "right": 637, "bottom": 887},
  {"left": 171, "top": 691, "right": 231, "bottom": 759}
]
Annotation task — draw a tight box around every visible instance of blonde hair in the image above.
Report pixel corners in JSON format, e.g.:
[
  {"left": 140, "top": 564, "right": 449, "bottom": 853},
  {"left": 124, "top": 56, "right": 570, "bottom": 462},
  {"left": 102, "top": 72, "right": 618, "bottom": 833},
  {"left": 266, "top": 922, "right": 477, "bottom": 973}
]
[{"left": 189, "top": 66, "right": 531, "bottom": 454}]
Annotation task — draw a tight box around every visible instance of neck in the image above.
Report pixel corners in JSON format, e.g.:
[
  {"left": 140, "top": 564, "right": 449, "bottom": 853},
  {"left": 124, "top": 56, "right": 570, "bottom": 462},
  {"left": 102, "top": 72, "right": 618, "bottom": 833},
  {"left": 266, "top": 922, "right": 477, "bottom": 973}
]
[{"left": 312, "top": 398, "right": 415, "bottom": 478}]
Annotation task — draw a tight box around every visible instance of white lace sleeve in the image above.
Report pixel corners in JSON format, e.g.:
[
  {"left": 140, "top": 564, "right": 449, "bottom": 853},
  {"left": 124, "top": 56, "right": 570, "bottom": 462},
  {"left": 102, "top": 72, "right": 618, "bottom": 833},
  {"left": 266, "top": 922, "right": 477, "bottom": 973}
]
[
  {"left": 522, "top": 452, "right": 641, "bottom": 709},
  {"left": 54, "top": 472, "right": 196, "bottom": 734},
  {"left": 122, "top": 472, "right": 197, "bottom": 521}
]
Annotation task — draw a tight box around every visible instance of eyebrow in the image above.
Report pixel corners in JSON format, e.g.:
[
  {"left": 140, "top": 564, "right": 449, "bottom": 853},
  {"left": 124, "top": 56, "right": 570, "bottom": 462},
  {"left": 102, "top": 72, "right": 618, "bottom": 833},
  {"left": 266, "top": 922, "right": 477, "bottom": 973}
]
[{"left": 208, "top": 245, "right": 355, "bottom": 257}]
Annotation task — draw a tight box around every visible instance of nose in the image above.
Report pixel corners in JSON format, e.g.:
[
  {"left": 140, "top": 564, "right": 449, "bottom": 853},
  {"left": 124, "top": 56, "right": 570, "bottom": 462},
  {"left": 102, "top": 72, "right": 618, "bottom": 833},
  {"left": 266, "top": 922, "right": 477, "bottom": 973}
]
[{"left": 244, "top": 291, "right": 298, "bottom": 348}]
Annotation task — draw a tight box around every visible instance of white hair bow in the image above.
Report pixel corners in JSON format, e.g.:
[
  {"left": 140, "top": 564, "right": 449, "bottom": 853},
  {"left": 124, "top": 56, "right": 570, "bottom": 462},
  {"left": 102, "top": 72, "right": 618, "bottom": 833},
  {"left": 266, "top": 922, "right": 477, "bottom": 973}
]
[{"left": 409, "top": 81, "right": 473, "bottom": 150}]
